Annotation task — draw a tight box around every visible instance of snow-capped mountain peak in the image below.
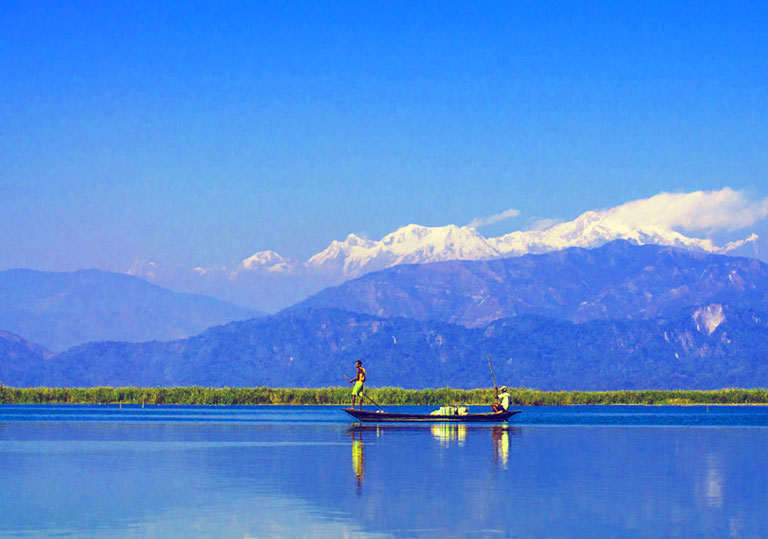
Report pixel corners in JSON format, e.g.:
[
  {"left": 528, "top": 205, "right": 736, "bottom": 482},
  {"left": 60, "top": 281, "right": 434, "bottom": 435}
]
[
  {"left": 234, "top": 211, "right": 758, "bottom": 284},
  {"left": 302, "top": 224, "right": 502, "bottom": 278},
  {"left": 305, "top": 234, "right": 376, "bottom": 274},
  {"left": 240, "top": 250, "right": 296, "bottom": 274},
  {"left": 487, "top": 210, "right": 732, "bottom": 257},
  {"left": 127, "top": 189, "right": 766, "bottom": 313},
  {"left": 380, "top": 224, "right": 494, "bottom": 257}
]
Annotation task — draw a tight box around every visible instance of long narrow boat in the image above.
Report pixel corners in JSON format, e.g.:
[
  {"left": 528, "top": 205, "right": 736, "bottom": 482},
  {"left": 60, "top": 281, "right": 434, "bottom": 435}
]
[{"left": 343, "top": 408, "right": 520, "bottom": 423}]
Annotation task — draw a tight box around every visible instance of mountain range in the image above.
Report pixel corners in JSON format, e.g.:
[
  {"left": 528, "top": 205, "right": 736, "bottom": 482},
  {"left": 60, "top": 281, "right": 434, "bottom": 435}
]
[
  {"left": 0, "top": 269, "right": 261, "bottom": 351},
  {"left": 296, "top": 241, "right": 768, "bottom": 327},
  {"left": 2, "top": 241, "right": 767, "bottom": 389},
  {"left": 129, "top": 208, "right": 760, "bottom": 312},
  {"left": 5, "top": 305, "right": 768, "bottom": 390},
  {"left": 238, "top": 212, "right": 758, "bottom": 279}
]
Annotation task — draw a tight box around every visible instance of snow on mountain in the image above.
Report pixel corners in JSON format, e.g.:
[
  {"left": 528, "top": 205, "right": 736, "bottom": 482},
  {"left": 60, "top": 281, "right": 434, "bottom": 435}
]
[
  {"left": 306, "top": 225, "right": 499, "bottom": 276},
  {"left": 236, "top": 211, "right": 758, "bottom": 282},
  {"left": 129, "top": 211, "right": 757, "bottom": 301},
  {"left": 306, "top": 233, "right": 377, "bottom": 275},
  {"left": 240, "top": 250, "right": 296, "bottom": 274},
  {"left": 488, "top": 211, "right": 726, "bottom": 256},
  {"left": 124, "top": 189, "right": 764, "bottom": 312}
]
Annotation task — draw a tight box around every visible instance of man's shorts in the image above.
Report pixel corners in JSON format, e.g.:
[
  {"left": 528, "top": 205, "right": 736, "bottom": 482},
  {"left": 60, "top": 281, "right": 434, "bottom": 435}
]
[{"left": 352, "top": 381, "right": 364, "bottom": 397}]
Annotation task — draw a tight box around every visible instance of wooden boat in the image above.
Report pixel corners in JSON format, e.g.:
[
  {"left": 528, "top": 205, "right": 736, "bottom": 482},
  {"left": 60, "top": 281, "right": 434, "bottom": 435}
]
[{"left": 343, "top": 408, "right": 520, "bottom": 423}]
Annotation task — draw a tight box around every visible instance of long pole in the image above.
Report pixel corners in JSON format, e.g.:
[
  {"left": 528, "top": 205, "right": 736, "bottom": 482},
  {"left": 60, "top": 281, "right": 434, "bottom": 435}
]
[
  {"left": 363, "top": 393, "right": 386, "bottom": 413},
  {"left": 487, "top": 354, "right": 499, "bottom": 390}
]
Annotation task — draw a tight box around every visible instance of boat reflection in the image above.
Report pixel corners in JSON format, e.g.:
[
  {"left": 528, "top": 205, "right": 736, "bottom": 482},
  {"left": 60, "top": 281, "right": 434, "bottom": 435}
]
[
  {"left": 431, "top": 423, "right": 468, "bottom": 445},
  {"left": 350, "top": 426, "right": 365, "bottom": 494},
  {"left": 492, "top": 425, "right": 516, "bottom": 469},
  {"left": 348, "top": 423, "right": 521, "bottom": 493}
]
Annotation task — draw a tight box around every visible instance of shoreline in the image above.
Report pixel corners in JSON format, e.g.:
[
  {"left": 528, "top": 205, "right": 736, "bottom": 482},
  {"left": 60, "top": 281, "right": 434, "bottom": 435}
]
[
  {"left": 2, "top": 386, "right": 768, "bottom": 406},
  {"left": 3, "top": 402, "right": 768, "bottom": 407}
]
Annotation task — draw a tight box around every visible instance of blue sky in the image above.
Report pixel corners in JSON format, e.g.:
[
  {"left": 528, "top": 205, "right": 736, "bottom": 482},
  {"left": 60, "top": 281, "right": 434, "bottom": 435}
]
[{"left": 2, "top": 1, "right": 767, "bottom": 271}]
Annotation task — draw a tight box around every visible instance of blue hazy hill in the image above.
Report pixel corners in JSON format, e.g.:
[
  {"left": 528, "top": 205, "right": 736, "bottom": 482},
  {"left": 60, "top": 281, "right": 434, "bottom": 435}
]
[
  {"left": 295, "top": 240, "right": 768, "bottom": 327},
  {"left": 0, "top": 330, "right": 53, "bottom": 387},
  {"left": 3, "top": 242, "right": 768, "bottom": 389},
  {"left": 0, "top": 269, "right": 261, "bottom": 351},
  {"left": 7, "top": 305, "right": 768, "bottom": 389}
]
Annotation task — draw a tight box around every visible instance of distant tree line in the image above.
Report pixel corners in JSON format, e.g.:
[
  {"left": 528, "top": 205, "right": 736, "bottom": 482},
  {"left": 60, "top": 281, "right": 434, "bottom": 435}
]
[{"left": 1, "top": 384, "right": 768, "bottom": 405}]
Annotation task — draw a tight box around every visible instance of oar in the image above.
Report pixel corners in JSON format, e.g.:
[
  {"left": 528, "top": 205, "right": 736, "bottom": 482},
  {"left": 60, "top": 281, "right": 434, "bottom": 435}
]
[
  {"left": 487, "top": 354, "right": 499, "bottom": 390},
  {"left": 363, "top": 393, "right": 386, "bottom": 413}
]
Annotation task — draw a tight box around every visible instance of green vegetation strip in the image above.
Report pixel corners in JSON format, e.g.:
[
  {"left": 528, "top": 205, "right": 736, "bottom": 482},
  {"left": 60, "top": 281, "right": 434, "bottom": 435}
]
[{"left": 2, "top": 386, "right": 768, "bottom": 405}]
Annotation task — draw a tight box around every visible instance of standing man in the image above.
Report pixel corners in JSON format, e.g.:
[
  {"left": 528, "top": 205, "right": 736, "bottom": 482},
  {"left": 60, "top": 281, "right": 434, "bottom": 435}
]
[
  {"left": 492, "top": 385, "right": 511, "bottom": 412},
  {"left": 346, "top": 360, "right": 367, "bottom": 410}
]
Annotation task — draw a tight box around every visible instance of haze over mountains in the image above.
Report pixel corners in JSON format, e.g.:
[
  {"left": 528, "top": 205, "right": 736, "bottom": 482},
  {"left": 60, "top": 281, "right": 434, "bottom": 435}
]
[
  {"left": 3, "top": 241, "right": 767, "bottom": 389},
  {"left": 128, "top": 190, "right": 763, "bottom": 312},
  {"left": 0, "top": 269, "right": 260, "bottom": 351}
]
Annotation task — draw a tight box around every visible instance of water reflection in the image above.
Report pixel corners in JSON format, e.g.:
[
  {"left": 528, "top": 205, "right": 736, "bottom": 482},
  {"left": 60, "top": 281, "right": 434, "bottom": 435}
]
[
  {"left": 703, "top": 453, "right": 724, "bottom": 508},
  {"left": 430, "top": 423, "right": 467, "bottom": 445},
  {"left": 347, "top": 423, "right": 521, "bottom": 497},
  {"left": 350, "top": 425, "right": 365, "bottom": 494},
  {"left": 492, "top": 425, "right": 514, "bottom": 469},
  {"left": 4, "top": 407, "right": 768, "bottom": 537}
]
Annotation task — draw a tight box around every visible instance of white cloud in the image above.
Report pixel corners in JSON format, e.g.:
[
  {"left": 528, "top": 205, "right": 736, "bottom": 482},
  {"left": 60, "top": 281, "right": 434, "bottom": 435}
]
[
  {"left": 127, "top": 259, "right": 158, "bottom": 279},
  {"left": 721, "top": 233, "right": 760, "bottom": 253},
  {"left": 600, "top": 188, "right": 768, "bottom": 233},
  {"left": 468, "top": 208, "right": 520, "bottom": 228}
]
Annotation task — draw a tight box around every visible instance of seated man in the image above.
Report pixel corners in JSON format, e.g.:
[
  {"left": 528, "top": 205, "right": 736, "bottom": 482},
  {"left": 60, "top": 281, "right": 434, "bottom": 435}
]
[{"left": 491, "top": 386, "right": 511, "bottom": 412}]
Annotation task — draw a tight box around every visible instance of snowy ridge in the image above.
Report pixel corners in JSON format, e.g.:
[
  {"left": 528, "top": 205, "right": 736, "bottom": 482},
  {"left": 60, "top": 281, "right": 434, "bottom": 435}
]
[
  {"left": 235, "top": 210, "right": 758, "bottom": 280},
  {"left": 306, "top": 225, "right": 500, "bottom": 276},
  {"left": 241, "top": 250, "right": 296, "bottom": 273},
  {"left": 124, "top": 188, "right": 766, "bottom": 312},
  {"left": 488, "top": 211, "right": 724, "bottom": 256}
]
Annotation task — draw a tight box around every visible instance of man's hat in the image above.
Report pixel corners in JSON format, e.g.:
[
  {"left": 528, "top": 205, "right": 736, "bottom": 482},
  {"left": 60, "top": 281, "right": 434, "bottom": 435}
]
[{"left": 500, "top": 386, "right": 507, "bottom": 392}]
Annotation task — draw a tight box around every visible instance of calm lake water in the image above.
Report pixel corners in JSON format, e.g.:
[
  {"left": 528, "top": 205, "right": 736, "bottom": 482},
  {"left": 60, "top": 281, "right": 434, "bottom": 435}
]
[{"left": 1, "top": 405, "right": 767, "bottom": 537}]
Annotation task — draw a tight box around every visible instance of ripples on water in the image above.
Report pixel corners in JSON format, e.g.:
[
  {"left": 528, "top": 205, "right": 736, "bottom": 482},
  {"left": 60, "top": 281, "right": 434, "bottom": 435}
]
[{"left": 1, "top": 405, "right": 766, "bottom": 537}]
